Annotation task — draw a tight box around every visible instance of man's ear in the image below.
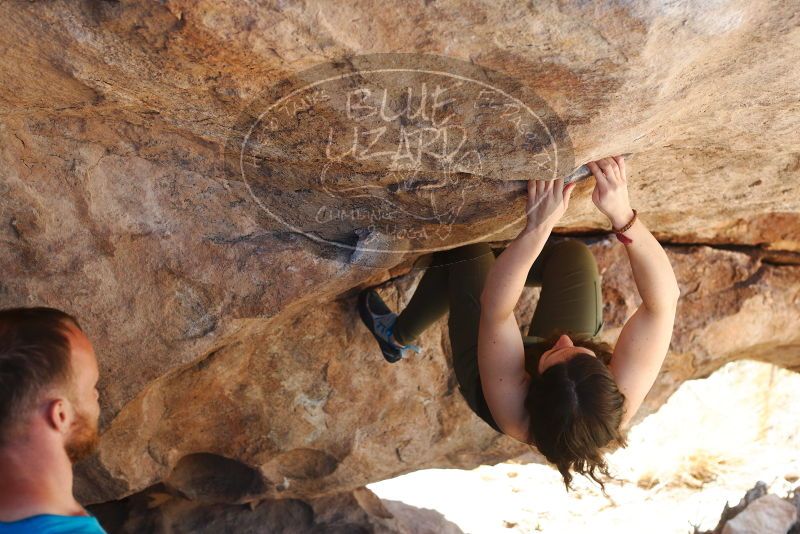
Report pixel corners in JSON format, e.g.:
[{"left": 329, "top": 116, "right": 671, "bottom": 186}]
[{"left": 45, "top": 398, "right": 72, "bottom": 435}]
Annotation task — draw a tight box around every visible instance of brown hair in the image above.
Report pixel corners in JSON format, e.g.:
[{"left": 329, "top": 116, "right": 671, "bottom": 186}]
[
  {"left": 0, "top": 307, "right": 83, "bottom": 447},
  {"left": 525, "top": 331, "right": 628, "bottom": 492}
]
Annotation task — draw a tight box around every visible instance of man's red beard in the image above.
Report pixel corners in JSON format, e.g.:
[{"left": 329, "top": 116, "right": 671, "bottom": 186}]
[{"left": 65, "top": 407, "right": 99, "bottom": 463}]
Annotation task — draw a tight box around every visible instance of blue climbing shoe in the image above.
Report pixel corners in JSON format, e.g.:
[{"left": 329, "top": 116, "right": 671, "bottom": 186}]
[{"left": 358, "top": 289, "right": 421, "bottom": 363}]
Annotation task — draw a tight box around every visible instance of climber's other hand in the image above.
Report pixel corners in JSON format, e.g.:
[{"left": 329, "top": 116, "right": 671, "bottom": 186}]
[
  {"left": 525, "top": 176, "right": 576, "bottom": 231},
  {"left": 587, "top": 155, "right": 633, "bottom": 228}
]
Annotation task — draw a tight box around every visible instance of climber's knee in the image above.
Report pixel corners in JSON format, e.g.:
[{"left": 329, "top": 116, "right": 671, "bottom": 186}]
[
  {"left": 552, "top": 238, "right": 591, "bottom": 258},
  {"left": 547, "top": 239, "right": 598, "bottom": 273}
]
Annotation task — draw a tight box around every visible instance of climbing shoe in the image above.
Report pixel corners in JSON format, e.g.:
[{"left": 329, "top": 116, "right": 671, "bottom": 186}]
[{"left": 358, "top": 289, "right": 421, "bottom": 363}]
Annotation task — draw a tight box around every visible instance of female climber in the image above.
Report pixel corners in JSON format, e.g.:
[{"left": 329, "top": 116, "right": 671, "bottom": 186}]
[{"left": 358, "top": 155, "right": 680, "bottom": 490}]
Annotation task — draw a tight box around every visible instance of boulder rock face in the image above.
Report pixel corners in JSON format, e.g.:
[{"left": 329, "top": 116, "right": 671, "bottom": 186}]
[
  {"left": 720, "top": 495, "right": 797, "bottom": 534},
  {"left": 88, "top": 484, "right": 464, "bottom": 534},
  {"left": 700, "top": 481, "right": 800, "bottom": 534},
  {"left": 1, "top": 0, "right": 800, "bottom": 530}
]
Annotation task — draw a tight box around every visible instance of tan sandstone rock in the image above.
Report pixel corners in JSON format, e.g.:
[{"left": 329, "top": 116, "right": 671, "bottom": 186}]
[{"left": 0, "top": 0, "right": 799, "bottom": 530}]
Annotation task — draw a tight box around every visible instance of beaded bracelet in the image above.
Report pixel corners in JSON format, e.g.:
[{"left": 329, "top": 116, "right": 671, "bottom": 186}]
[{"left": 613, "top": 209, "right": 637, "bottom": 244}]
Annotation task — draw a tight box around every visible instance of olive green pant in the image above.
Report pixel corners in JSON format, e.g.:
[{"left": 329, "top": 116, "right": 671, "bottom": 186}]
[{"left": 392, "top": 238, "right": 604, "bottom": 424}]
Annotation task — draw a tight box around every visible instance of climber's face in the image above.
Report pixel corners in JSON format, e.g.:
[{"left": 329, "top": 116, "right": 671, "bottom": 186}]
[{"left": 538, "top": 334, "right": 597, "bottom": 374}]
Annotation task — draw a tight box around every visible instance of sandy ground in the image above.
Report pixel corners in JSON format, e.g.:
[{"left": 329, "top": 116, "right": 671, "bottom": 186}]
[{"left": 368, "top": 360, "right": 800, "bottom": 534}]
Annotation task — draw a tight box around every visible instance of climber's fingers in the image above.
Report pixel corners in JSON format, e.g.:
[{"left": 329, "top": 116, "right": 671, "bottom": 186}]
[
  {"left": 607, "top": 157, "right": 622, "bottom": 181},
  {"left": 597, "top": 157, "right": 619, "bottom": 182},
  {"left": 563, "top": 182, "right": 576, "bottom": 209},
  {"left": 533, "top": 178, "right": 550, "bottom": 198},
  {"left": 587, "top": 161, "right": 608, "bottom": 191},
  {"left": 613, "top": 155, "right": 627, "bottom": 182},
  {"left": 527, "top": 179, "right": 542, "bottom": 203},
  {"left": 552, "top": 175, "right": 564, "bottom": 198}
]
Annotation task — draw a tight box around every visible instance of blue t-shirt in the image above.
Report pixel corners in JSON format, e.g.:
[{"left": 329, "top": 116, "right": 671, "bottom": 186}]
[{"left": 0, "top": 515, "right": 106, "bottom": 534}]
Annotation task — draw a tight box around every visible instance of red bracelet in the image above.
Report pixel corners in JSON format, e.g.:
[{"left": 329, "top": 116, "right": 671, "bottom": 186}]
[
  {"left": 613, "top": 209, "right": 637, "bottom": 244},
  {"left": 615, "top": 232, "right": 633, "bottom": 244}
]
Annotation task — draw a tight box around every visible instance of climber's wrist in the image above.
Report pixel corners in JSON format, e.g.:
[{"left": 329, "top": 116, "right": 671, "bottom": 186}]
[
  {"left": 523, "top": 220, "right": 554, "bottom": 237},
  {"left": 608, "top": 207, "right": 635, "bottom": 230}
]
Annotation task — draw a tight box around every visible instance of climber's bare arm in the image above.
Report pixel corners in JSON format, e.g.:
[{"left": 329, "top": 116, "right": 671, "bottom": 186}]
[
  {"left": 607, "top": 213, "right": 679, "bottom": 428},
  {"left": 587, "top": 157, "right": 681, "bottom": 429},
  {"left": 480, "top": 225, "right": 552, "bottom": 323},
  {"left": 478, "top": 178, "right": 577, "bottom": 441},
  {"left": 608, "top": 300, "right": 677, "bottom": 429},
  {"left": 478, "top": 226, "right": 550, "bottom": 441},
  {"left": 477, "top": 309, "right": 531, "bottom": 441}
]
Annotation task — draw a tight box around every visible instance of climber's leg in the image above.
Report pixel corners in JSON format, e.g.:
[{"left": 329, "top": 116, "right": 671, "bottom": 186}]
[
  {"left": 492, "top": 237, "right": 566, "bottom": 288},
  {"left": 443, "top": 243, "right": 502, "bottom": 431},
  {"left": 527, "top": 239, "right": 604, "bottom": 339},
  {"left": 391, "top": 253, "right": 451, "bottom": 346}
]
